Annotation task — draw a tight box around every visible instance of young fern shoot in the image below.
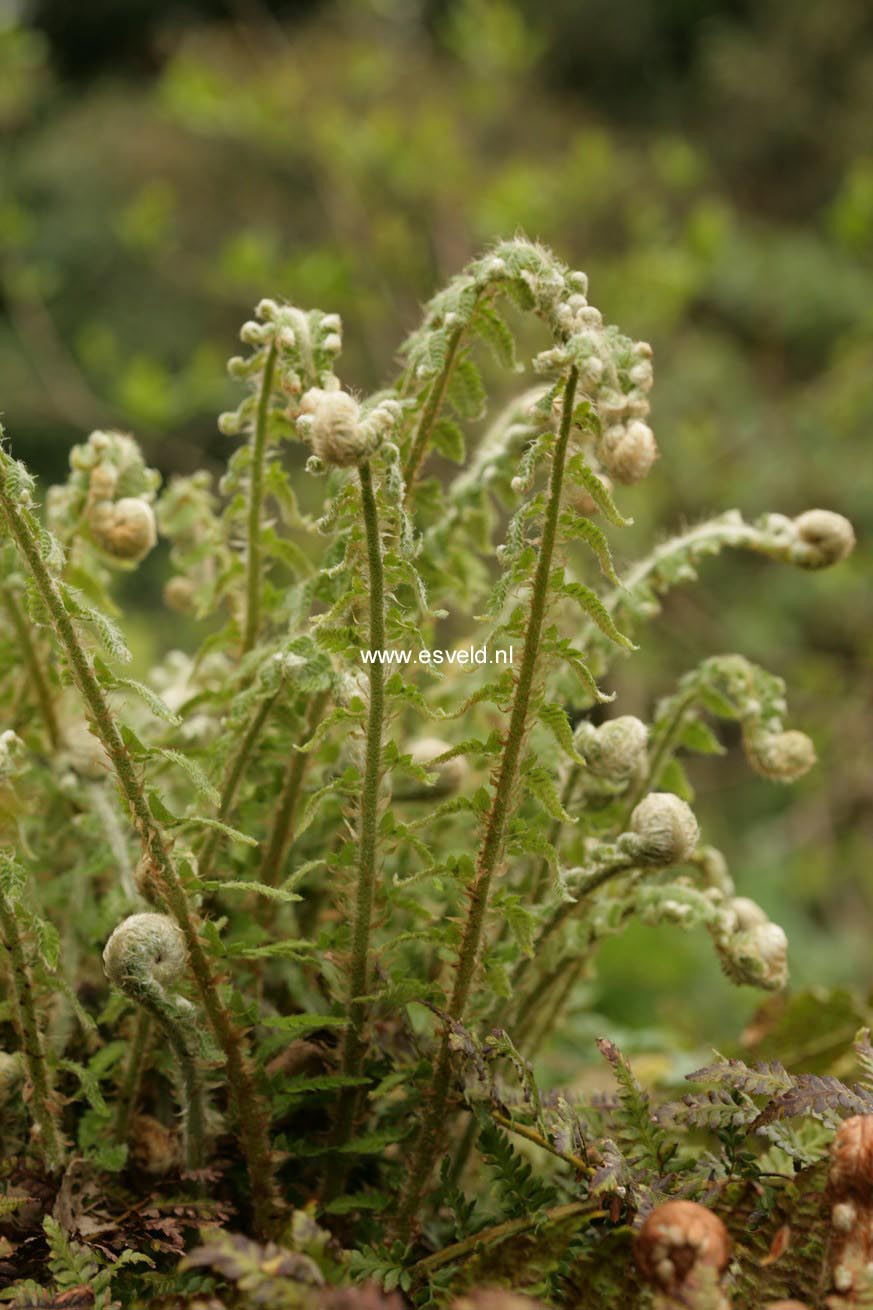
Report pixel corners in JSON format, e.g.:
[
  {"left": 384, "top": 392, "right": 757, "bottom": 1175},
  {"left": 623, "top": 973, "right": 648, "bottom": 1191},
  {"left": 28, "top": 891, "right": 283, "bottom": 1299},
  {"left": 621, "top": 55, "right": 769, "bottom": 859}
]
[
  {"left": 104, "top": 913, "right": 207, "bottom": 1169},
  {"left": 295, "top": 382, "right": 402, "bottom": 1146},
  {"left": 397, "top": 240, "right": 654, "bottom": 1229},
  {"left": 218, "top": 300, "right": 344, "bottom": 650}
]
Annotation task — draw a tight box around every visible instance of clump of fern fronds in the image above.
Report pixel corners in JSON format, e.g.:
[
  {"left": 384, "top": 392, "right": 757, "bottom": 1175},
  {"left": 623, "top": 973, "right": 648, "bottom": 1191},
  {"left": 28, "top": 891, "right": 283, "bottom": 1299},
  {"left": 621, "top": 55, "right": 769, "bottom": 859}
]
[{"left": 0, "top": 237, "right": 859, "bottom": 1306}]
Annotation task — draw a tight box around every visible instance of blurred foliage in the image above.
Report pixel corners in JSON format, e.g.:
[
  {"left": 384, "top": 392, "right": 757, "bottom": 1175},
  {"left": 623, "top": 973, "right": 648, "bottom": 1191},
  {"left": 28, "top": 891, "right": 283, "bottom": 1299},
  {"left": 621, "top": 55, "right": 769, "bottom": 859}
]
[{"left": 0, "top": 0, "right": 870, "bottom": 1059}]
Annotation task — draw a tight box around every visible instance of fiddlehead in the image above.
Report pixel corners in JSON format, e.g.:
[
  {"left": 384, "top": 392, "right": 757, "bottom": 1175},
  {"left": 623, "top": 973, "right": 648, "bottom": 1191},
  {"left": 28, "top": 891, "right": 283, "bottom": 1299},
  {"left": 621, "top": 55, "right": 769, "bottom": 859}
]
[
  {"left": 103, "top": 912, "right": 206, "bottom": 1170},
  {"left": 46, "top": 428, "right": 160, "bottom": 566}
]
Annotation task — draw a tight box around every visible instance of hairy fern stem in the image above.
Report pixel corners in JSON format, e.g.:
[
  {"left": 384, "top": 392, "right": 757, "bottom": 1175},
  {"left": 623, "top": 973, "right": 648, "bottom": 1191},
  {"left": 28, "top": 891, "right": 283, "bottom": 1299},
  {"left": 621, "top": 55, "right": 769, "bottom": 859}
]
[
  {"left": 402, "top": 321, "right": 466, "bottom": 494},
  {"left": 113, "top": 975, "right": 204, "bottom": 1169},
  {"left": 587, "top": 513, "right": 827, "bottom": 656},
  {"left": 332, "top": 461, "right": 385, "bottom": 1149},
  {"left": 0, "top": 895, "right": 64, "bottom": 1170},
  {"left": 396, "top": 365, "right": 580, "bottom": 1234},
  {"left": 2, "top": 587, "right": 60, "bottom": 749},
  {"left": 242, "top": 340, "right": 277, "bottom": 653},
  {"left": 486, "top": 763, "right": 581, "bottom": 976},
  {"left": 136, "top": 1007, "right": 204, "bottom": 1171}
]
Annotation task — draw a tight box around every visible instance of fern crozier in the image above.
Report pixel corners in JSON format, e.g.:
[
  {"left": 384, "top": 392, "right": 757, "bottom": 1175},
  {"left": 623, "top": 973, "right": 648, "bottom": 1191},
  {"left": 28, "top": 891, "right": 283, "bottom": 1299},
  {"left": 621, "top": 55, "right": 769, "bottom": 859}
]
[
  {"left": 792, "top": 509, "right": 856, "bottom": 570},
  {"left": 629, "top": 792, "right": 700, "bottom": 864}
]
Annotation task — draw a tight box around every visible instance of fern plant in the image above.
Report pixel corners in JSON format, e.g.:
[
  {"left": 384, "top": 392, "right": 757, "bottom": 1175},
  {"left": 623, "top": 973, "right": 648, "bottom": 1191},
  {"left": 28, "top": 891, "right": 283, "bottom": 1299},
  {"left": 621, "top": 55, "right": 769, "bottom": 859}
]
[{"left": 0, "top": 237, "right": 859, "bottom": 1307}]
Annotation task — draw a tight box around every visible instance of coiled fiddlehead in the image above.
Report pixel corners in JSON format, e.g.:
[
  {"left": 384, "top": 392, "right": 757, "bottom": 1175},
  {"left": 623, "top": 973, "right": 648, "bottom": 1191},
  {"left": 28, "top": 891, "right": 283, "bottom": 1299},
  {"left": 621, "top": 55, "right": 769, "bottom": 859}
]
[{"left": 103, "top": 913, "right": 206, "bottom": 1170}]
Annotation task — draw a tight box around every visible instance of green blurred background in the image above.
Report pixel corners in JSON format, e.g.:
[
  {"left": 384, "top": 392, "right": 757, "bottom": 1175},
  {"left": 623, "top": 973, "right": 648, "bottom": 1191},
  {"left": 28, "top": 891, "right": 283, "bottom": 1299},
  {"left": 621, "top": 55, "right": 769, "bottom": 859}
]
[{"left": 1, "top": 0, "right": 870, "bottom": 1059}]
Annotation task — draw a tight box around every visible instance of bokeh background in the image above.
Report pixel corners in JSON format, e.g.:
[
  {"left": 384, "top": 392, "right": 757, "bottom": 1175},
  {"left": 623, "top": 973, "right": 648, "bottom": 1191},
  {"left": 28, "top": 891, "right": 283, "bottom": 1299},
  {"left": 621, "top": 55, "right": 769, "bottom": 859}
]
[{"left": 1, "top": 0, "right": 871, "bottom": 1066}]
